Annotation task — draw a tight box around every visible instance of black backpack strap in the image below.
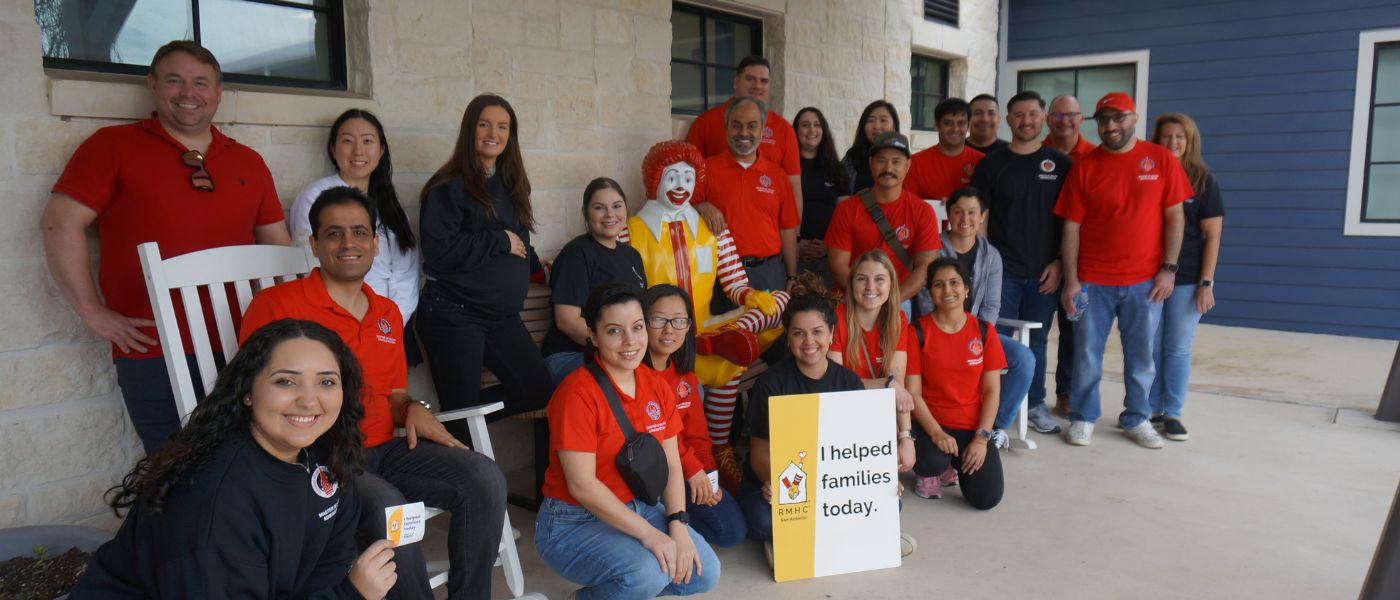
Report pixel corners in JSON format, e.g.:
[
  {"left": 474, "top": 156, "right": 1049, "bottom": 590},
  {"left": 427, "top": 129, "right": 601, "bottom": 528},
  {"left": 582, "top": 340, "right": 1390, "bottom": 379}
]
[
  {"left": 858, "top": 188, "right": 913, "bottom": 269},
  {"left": 586, "top": 362, "right": 636, "bottom": 439}
]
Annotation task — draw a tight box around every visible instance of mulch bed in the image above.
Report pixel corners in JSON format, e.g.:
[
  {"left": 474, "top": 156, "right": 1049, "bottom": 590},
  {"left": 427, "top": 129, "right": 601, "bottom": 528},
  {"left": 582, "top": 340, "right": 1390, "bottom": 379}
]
[{"left": 0, "top": 547, "right": 89, "bottom": 599}]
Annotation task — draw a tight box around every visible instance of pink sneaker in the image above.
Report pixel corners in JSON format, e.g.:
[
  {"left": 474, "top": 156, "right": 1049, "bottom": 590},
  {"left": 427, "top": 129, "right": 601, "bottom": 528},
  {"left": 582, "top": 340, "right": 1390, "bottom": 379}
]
[
  {"left": 937, "top": 466, "right": 959, "bottom": 487},
  {"left": 914, "top": 476, "right": 942, "bottom": 499}
]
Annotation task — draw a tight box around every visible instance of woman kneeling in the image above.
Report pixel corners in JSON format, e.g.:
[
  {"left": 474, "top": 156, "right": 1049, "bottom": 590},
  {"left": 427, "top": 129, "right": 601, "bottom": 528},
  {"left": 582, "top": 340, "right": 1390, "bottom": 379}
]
[{"left": 536, "top": 283, "right": 721, "bottom": 599}]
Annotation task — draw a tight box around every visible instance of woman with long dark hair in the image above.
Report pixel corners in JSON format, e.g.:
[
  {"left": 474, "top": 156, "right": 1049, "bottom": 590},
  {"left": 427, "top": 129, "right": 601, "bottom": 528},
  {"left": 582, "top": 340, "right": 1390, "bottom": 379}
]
[
  {"left": 416, "top": 94, "right": 551, "bottom": 434},
  {"left": 291, "top": 109, "right": 420, "bottom": 324},
  {"left": 536, "top": 283, "right": 720, "bottom": 598},
  {"left": 841, "top": 100, "right": 901, "bottom": 194},
  {"left": 72, "top": 319, "right": 396, "bottom": 599},
  {"left": 794, "top": 107, "right": 849, "bottom": 286},
  {"left": 1149, "top": 113, "right": 1225, "bottom": 442}
]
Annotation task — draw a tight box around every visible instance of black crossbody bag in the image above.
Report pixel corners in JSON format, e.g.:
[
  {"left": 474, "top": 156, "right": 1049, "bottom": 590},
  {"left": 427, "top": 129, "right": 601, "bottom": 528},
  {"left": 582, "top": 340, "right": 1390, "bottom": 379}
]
[{"left": 586, "top": 362, "right": 669, "bottom": 505}]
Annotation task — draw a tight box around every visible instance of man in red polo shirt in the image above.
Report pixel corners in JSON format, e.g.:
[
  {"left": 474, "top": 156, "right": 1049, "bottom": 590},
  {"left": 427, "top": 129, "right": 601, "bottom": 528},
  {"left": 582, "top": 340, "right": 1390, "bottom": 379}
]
[
  {"left": 40, "top": 40, "right": 290, "bottom": 454},
  {"left": 1054, "top": 92, "right": 1189, "bottom": 451},
  {"left": 240, "top": 187, "right": 507, "bottom": 600},
  {"left": 905, "top": 97, "right": 985, "bottom": 203},
  {"left": 1044, "top": 93, "right": 1098, "bottom": 418},
  {"left": 685, "top": 55, "right": 803, "bottom": 217},
  {"left": 696, "top": 96, "right": 800, "bottom": 303},
  {"left": 825, "top": 132, "right": 940, "bottom": 302}
]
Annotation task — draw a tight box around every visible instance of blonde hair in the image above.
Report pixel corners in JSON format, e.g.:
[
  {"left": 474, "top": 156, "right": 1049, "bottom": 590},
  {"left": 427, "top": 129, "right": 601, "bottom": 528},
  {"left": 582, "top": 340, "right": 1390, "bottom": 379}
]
[
  {"left": 1152, "top": 112, "right": 1211, "bottom": 195},
  {"left": 843, "top": 250, "right": 904, "bottom": 377}
]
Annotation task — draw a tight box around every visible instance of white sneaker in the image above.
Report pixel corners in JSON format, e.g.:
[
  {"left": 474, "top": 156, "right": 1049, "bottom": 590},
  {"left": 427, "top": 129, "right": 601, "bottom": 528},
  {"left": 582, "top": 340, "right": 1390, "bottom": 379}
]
[
  {"left": 990, "top": 428, "right": 1011, "bottom": 450},
  {"left": 1065, "top": 421, "right": 1094, "bottom": 446},
  {"left": 1124, "top": 421, "right": 1165, "bottom": 449}
]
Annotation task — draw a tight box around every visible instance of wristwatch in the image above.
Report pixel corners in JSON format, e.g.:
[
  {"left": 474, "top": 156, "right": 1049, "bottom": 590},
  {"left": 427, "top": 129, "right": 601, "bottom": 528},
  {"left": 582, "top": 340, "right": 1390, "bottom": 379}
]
[
  {"left": 976, "top": 429, "right": 993, "bottom": 441},
  {"left": 1199, "top": 279, "right": 1214, "bottom": 288},
  {"left": 898, "top": 430, "right": 914, "bottom": 440},
  {"left": 403, "top": 398, "right": 432, "bottom": 417},
  {"left": 1159, "top": 262, "right": 1179, "bottom": 274},
  {"left": 667, "top": 511, "right": 691, "bottom": 525}
]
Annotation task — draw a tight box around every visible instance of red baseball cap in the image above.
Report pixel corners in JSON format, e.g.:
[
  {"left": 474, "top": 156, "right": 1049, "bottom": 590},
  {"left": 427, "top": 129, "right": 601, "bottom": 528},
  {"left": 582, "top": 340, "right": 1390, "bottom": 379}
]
[{"left": 1094, "top": 92, "right": 1136, "bottom": 117}]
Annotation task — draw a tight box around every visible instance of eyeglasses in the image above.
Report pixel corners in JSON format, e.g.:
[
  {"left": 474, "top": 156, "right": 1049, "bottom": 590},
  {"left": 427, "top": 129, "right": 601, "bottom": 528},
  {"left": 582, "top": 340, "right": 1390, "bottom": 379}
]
[
  {"left": 1095, "top": 112, "right": 1134, "bottom": 125},
  {"left": 1049, "top": 112, "right": 1082, "bottom": 121},
  {"left": 647, "top": 316, "right": 692, "bottom": 330},
  {"left": 182, "top": 150, "right": 214, "bottom": 191}
]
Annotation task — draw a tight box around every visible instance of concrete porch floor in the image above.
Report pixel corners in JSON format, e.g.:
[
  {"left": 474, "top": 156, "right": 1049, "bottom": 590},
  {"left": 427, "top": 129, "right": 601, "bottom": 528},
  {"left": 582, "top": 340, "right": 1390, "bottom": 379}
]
[{"left": 439, "top": 324, "right": 1400, "bottom": 599}]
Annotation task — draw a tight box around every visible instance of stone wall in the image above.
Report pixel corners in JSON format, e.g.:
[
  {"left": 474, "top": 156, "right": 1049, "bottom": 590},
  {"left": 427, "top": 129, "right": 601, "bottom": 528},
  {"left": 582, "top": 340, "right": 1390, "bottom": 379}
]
[{"left": 0, "top": 0, "right": 999, "bottom": 529}]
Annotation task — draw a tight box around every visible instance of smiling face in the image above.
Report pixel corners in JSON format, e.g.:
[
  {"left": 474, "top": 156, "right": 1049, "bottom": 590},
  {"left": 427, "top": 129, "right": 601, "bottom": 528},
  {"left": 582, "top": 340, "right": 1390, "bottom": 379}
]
[
  {"left": 592, "top": 300, "right": 648, "bottom": 372},
  {"left": 936, "top": 112, "right": 969, "bottom": 151},
  {"left": 851, "top": 259, "right": 893, "bottom": 311},
  {"left": 863, "top": 106, "right": 895, "bottom": 144},
  {"left": 331, "top": 118, "right": 383, "bottom": 186},
  {"left": 726, "top": 101, "right": 764, "bottom": 160},
  {"left": 1158, "top": 122, "right": 1188, "bottom": 158},
  {"left": 645, "top": 294, "right": 691, "bottom": 362},
  {"left": 1047, "top": 96, "right": 1084, "bottom": 140},
  {"left": 787, "top": 310, "right": 833, "bottom": 369},
  {"left": 247, "top": 337, "right": 343, "bottom": 463},
  {"left": 311, "top": 201, "right": 378, "bottom": 284},
  {"left": 733, "top": 65, "right": 771, "bottom": 100},
  {"left": 1006, "top": 99, "right": 1046, "bottom": 144},
  {"left": 1096, "top": 110, "right": 1137, "bottom": 152},
  {"left": 869, "top": 148, "right": 909, "bottom": 189},
  {"left": 927, "top": 265, "right": 968, "bottom": 314},
  {"left": 474, "top": 105, "right": 512, "bottom": 170},
  {"left": 658, "top": 161, "right": 697, "bottom": 207},
  {"left": 796, "top": 110, "right": 823, "bottom": 153},
  {"left": 946, "top": 193, "right": 984, "bottom": 241},
  {"left": 969, "top": 98, "right": 1000, "bottom": 141},
  {"left": 147, "top": 50, "right": 222, "bottom": 137},
  {"left": 585, "top": 187, "right": 627, "bottom": 241}
]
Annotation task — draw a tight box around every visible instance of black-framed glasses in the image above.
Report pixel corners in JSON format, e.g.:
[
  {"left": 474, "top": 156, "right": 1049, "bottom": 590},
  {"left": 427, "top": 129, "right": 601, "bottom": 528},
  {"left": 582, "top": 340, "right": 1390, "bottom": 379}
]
[
  {"left": 181, "top": 150, "right": 214, "bottom": 191},
  {"left": 1049, "top": 111, "right": 1081, "bottom": 121},
  {"left": 1095, "top": 112, "right": 1134, "bottom": 125},
  {"left": 647, "top": 316, "right": 692, "bottom": 330}
]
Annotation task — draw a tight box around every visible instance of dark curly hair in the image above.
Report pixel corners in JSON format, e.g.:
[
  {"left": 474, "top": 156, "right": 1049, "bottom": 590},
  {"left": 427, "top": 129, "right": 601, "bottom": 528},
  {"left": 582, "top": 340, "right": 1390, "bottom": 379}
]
[
  {"left": 782, "top": 271, "right": 839, "bottom": 330},
  {"left": 106, "top": 319, "right": 366, "bottom": 515}
]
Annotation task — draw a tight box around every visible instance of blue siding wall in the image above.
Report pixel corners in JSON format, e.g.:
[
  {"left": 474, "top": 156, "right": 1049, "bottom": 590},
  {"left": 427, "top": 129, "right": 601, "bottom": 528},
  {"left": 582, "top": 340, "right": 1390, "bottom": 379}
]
[{"left": 1007, "top": 0, "right": 1400, "bottom": 340}]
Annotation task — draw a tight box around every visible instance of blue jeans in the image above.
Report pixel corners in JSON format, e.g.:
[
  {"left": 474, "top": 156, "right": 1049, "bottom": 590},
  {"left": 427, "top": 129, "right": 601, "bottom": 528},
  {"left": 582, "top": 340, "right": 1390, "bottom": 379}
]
[
  {"left": 995, "top": 334, "right": 1034, "bottom": 430},
  {"left": 544, "top": 351, "right": 585, "bottom": 389},
  {"left": 1070, "top": 281, "right": 1162, "bottom": 429},
  {"left": 687, "top": 487, "right": 746, "bottom": 548},
  {"left": 1150, "top": 284, "right": 1202, "bottom": 418},
  {"left": 737, "top": 478, "right": 772, "bottom": 541},
  {"left": 535, "top": 497, "right": 721, "bottom": 599},
  {"left": 998, "top": 274, "right": 1058, "bottom": 407}
]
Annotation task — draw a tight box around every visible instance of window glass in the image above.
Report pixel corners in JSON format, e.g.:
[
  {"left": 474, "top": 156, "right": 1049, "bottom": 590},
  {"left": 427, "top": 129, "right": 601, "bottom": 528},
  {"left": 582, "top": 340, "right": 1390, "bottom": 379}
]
[
  {"left": 910, "top": 55, "right": 948, "bottom": 131},
  {"left": 1374, "top": 45, "right": 1400, "bottom": 104},
  {"left": 670, "top": 4, "right": 761, "bottom": 115},
  {"left": 1018, "top": 64, "right": 1135, "bottom": 144},
  {"left": 1365, "top": 164, "right": 1400, "bottom": 220},
  {"left": 200, "top": 0, "right": 331, "bottom": 81}
]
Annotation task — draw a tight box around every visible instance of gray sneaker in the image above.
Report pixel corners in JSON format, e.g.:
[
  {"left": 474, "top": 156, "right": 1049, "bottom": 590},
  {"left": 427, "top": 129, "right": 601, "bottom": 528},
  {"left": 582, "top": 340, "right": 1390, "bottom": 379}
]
[
  {"left": 1028, "top": 404, "right": 1063, "bottom": 434},
  {"left": 1124, "top": 421, "right": 1165, "bottom": 449},
  {"left": 1065, "top": 421, "right": 1094, "bottom": 446}
]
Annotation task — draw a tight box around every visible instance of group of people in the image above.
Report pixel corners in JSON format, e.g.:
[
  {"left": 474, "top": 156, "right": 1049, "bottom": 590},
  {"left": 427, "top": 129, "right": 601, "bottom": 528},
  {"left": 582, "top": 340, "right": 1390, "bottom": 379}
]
[{"left": 38, "top": 41, "right": 1223, "bottom": 600}]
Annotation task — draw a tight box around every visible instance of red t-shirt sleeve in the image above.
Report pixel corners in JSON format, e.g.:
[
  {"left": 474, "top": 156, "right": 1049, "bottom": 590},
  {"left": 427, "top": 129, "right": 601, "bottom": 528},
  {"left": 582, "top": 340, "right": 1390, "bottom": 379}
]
[
  {"left": 550, "top": 383, "right": 603, "bottom": 454},
  {"left": 676, "top": 377, "right": 711, "bottom": 475},
  {"left": 247, "top": 153, "right": 286, "bottom": 226},
  {"left": 982, "top": 322, "right": 1008, "bottom": 372},
  {"left": 824, "top": 198, "right": 855, "bottom": 251},
  {"left": 653, "top": 375, "right": 681, "bottom": 441},
  {"left": 907, "top": 316, "right": 927, "bottom": 377},
  {"left": 1053, "top": 166, "right": 1087, "bottom": 223},
  {"left": 52, "top": 128, "right": 121, "bottom": 214},
  {"left": 910, "top": 199, "right": 941, "bottom": 253},
  {"left": 897, "top": 317, "right": 914, "bottom": 357}
]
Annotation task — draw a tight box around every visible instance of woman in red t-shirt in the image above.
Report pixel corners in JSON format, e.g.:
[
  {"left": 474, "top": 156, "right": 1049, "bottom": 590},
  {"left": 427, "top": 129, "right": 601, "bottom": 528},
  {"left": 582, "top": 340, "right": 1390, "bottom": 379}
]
[
  {"left": 828, "top": 250, "right": 917, "bottom": 472},
  {"left": 640, "top": 284, "right": 747, "bottom": 548},
  {"left": 535, "top": 283, "right": 719, "bottom": 598},
  {"left": 907, "top": 257, "right": 1006, "bottom": 509}
]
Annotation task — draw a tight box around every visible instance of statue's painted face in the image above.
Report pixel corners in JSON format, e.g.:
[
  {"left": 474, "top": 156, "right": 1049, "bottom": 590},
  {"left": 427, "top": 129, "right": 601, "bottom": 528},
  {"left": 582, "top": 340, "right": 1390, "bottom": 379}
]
[{"left": 658, "top": 161, "right": 697, "bottom": 207}]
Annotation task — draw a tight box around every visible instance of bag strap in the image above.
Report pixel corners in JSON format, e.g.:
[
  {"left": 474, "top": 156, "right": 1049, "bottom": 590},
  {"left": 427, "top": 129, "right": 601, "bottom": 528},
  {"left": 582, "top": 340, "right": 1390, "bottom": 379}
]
[
  {"left": 586, "top": 362, "right": 636, "bottom": 439},
  {"left": 858, "top": 189, "right": 913, "bottom": 269}
]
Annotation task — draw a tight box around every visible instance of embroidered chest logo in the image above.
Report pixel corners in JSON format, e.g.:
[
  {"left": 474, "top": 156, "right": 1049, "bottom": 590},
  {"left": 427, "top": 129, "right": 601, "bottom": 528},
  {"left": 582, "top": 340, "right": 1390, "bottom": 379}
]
[
  {"left": 1140, "top": 158, "right": 1156, "bottom": 172},
  {"left": 968, "top": 337, "right": 984, "bottom": 356},
  {"left": 896, "top": 224, "right": 911, "bottom": 242},
  {"left": 645, "top": 399, "right": 663, "bottom": 421},
  {"left": 311, "top": 465, "right": 338, "bottom": 499},
  {"left": 763, "top": 127, "right": 774, "bottom": 140},
  {"left": 676, "top": 380, "right": 692, "bottom": 400},
  {"left": 377, "top": 318, "right": 391, "bottom": 334},
  {"left": 1040, "top": 159, "right": 1056, "bottom": 173},
  {"left": 759, "top": 174, "right": 773, "bottom": 188},
  {"left": 962, "top": 163, "right": 974, "bottom": 176}
]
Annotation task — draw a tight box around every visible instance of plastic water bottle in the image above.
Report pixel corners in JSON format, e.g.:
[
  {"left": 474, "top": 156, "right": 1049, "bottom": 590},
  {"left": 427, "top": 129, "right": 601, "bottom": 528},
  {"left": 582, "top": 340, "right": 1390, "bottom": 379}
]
[{"left": 1066, "top": 291, "right": 1089, "bottom": 322}]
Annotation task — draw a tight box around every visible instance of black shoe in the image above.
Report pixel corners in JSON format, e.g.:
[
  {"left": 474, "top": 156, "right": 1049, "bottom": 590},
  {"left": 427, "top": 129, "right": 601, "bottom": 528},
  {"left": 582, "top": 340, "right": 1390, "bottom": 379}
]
[
  {"left": 1150, "top": 414, "right": 1165, "bottom": 428},
  {"left": 1162, "top": 418, "right": 1189, "bottom": 441}
]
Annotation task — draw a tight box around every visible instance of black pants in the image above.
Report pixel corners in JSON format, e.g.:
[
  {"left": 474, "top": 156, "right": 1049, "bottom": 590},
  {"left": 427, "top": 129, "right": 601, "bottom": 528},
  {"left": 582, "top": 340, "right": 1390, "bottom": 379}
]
[
  {"left": 114, "top": 354, "right": 216, "bottom": 455},
  {"left": 912, "top": 426, "right": 1004, "bottom": 510},
  {"left": 358, "top": 438, "right": 507, "bottom": 600},
  {"left": 416, "top": 287, "right": 551, "bottom": 440},
  {"left": 1055, "top": 306, "right": 1075, "bottom": 397}
]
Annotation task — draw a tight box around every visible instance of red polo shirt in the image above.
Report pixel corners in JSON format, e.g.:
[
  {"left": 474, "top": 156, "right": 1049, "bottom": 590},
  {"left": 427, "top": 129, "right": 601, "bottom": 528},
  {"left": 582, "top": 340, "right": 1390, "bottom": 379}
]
[
  {"left": 908, "top": 313, "right": 1006, "bottom": 431},
  {"left": 1053, "top": 141, "right": 1193, "bottom": 286},
  {"left": 686, "top": 100, "right": 801, "bottom": 176},
  {"left": 1045, "top": 134, "right": 1098, "bottom": 162},
  {"left": 238, "top": 269, "right": 406, "bottom": 448},
  {"left": 52, "top": 114, "right": 284, "bottom": 359},
  {"left": 703, "top": 152, "right": 799, "bottom": 258},
  {"left": 904, "top": 145, "right": 984, "bottom": 201},
  {"left": 542, "top": 364, "right": 680, "bottom": 505},
  {"left": 824, "top": 189, "right": 941, "bottom": 283}
]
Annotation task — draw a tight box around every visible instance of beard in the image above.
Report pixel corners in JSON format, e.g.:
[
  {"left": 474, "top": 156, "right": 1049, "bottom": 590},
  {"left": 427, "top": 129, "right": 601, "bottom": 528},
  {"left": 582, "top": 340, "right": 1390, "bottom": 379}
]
[{"left": 1100, "top": 124, "right": 1135, "bottom": 151}]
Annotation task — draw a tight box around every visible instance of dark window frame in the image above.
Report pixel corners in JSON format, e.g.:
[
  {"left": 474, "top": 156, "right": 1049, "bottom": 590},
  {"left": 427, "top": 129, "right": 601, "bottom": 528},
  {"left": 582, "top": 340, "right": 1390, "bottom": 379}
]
[
  {"left": 670, "top": 2, "right": 763, "bottom": 116},
  {"left": 1361, "top": 41, "right": 1400, "bottom": 224},
  {"left": 39, "top": 0, "right": 348, "bottom": 92},
  {"left": 910, "top": 54, "right": 950, "bottom": 131},
  {"left": 923, "top": 0, "right": 959, "bottom": 27}
]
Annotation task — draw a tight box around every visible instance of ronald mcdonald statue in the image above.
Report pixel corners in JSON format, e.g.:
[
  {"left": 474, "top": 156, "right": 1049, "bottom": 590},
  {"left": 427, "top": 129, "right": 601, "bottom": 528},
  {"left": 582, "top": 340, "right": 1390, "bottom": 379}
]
[{"left": 624, "top": 140, "right": 788, "bottom": 490}]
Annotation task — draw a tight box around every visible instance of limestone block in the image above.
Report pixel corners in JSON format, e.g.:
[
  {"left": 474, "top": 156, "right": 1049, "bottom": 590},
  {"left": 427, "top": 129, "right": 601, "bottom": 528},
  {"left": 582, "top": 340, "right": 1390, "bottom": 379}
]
[
  {"left": 0, "top": 494, "right": 22, "bottom": 530},
  {"left": 72, "top": 511, "right": 123, "bottom": 534},
  {"left": 473, "top": 11, "right": 526, "bottom": 45},
  {"left": 550, "top": 79, "right": 598, "bottom": 125},
  {"left": 396, "top": 0, "right": 471, "bottom": 46},
  {"left": 0, "top": 123, "right": 11, "bottom": 182},
  {"left": 823, "top": 11, "right": 863, "bottom": 41},
  {"left": 397, "top": 44, "right": 473, "bottom": 78},
  {"left": 271, "top": 125, "right": 331, "bottom": 147},
  {"left": 0, "top": 397, "right": 131, "bottom": 490},
  {"left": 0, "top": 260, "right": 92, "bottom": 353},
  {"left": 472, "top": 45, "right": 514, "bottom": 93},
  {"left": 551, "top": 125, "right": 610, "bottom": 153},
  {"left": 232, "top": 91, "right": 372, "bottom": 128},
  {"left": 785, "top": 45, "right": 825, "bottom": 76},
  {"left": 593, "top": 45, "right": 635, "bottom": 91},
  {"left": 25, "top": 473, "right": 123, "bottom": 526},
  {"left": 0, "top": 19, "right": 48, "bottom": 117},
  {"left": 615, "top": 0, "right": 666, "bottom": 18},
  {"left": 594, "top": 8, "right": 632, "bottom": 47},
  {"left": 512, "top": 47, "right": 592, "bottom": 79},
  {"left": 788, "top": 17, "right": 825, "bottom": 47},
  {"left": 0, "top": 342, "right": 115, "bottom": 412},
  {"left": 524, "top": 152, "right": 611, "bottom": 189},
  {"left": 372, "top": 76, "right": 475, "bottom": 130},
  {"left": 524, "top": 0, "right": 560, "bottom": 19},
  {"left": 260, "top": 143, "right": 334, "bottom": 202},
  {"left": 631, "top": 61, "right": 667, "bottom": 96},
  {"left": 558, "top": 3, "right": 594, "bottom": 51},
  {"left": 220, "top": 124, "right": 271, "bottom": 148},
  {"left": 525, "top": 20, "right": 561, "bottom": 48},
  {"left": 632, "top": 16, "right": 669, "bottom": 60},
  {"left": 391, "top": 130, "right": 458, "bottom": 174},
  {"left": 14, "top": 117, "right": 105, "bottom": 177},
  {"left": 597, "top": 94, "right": 669, "bottom": 129},
  {"left": 0, "top": 181, "right": 46, "bottom": 261}
]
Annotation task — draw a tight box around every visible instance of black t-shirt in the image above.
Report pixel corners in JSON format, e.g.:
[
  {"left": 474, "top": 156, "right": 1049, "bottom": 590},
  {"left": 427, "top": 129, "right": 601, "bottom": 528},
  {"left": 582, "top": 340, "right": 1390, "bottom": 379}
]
[
  {"left": 1177, "top": 172, "right": 1225, "bottom": 283},
  {"left": 799, "top": 156, "right": 843, "bottom": 240},
  {"left": 967, "top": 138, "right": 1009, "bottom": 157},
  {"left": 971, "top": 145, "right": 1072, "bottom": 278},
  {"left": 743, "top": 357, "right": 863, "bottom": 485},
  {"left": 955, "top": 239, "right": 979, "bottom": 283},
  {"left": 542, "top": 234, "right": 647, "bottom": 356}
]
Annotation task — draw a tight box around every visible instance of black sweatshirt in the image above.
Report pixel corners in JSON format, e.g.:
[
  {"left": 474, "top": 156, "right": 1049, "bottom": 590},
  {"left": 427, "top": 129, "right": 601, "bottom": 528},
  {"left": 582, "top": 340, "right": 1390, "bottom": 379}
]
[
  {"left": 71, "top": 435, "right": 363, "bottom": 599},
  {"left": 420, "top": 173, "right": 539, "bottom": 318}
]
